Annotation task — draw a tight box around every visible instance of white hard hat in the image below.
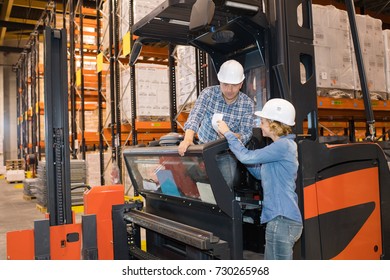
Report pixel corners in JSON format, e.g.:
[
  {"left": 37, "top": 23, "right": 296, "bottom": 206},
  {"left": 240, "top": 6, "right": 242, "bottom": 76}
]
[
  {"left": 217, "top": 59, "right": 245, "bottom": 84},
  {"left": 255, "top": 98, "right": 296, "bottom": 126}
]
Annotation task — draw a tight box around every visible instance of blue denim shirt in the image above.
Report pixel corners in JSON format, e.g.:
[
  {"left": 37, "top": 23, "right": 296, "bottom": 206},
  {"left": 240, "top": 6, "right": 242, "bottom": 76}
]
[
  {"left": 184, "top": 85, "right": 254, "bottom": 145},
  {"left": 224, "top": 132, "right": 302, "bottom": 224}
]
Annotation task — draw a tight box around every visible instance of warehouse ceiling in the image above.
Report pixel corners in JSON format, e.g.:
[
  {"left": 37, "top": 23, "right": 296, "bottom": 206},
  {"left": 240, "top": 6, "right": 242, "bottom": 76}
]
[
  {"left": 0, "top": 0, "right": 96, "bottom": 54},
  {"left": 1, "top": 0, "right": 390, "bottom": 59},
  {"left": 352, "top": 0, "right": 390, "bottom": 15}
]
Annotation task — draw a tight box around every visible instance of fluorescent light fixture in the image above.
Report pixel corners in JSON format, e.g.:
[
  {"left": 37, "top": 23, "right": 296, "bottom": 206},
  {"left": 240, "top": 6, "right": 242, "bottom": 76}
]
[
  {"left": 225, "top": 1, "right": 260, "bottom": 12},
  {"left": 169, "top": 19, "right": 190, "bottom": 26}
]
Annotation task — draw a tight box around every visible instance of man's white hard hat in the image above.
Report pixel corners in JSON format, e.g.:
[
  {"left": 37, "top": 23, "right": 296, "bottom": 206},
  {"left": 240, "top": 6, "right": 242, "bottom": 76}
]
[
  {"left": 255, "top": 98, "right": 296, "bottom": 126},
  {"left": 217, "top": 59, "right": 245, "bottom": 84}
]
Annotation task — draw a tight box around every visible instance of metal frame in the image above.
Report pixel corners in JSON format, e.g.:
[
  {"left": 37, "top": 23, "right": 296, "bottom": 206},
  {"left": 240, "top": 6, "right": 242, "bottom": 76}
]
[
  {"left": 96, "top": 0, "right": 105, "bottom": 185},
  {"left": 44, "top": 27, "right": 72, "bottom": 226},
  {"left": 168, "top": 44, "right": 178, "bottom": 132},
  {"left": 16, "top": 67, "right": 21, "bottom": 160},
  {"left": 36, "top": 32, "right": 42, "bottom": 161},
  {"left": 69, "top": 0, "right": 78, "bottom": 159},
  {"left": 79, "top": 0, "right": 87, "bottom": 159},
  {"left": 345, "top": 0, "right": 376, "bottom": 139}
]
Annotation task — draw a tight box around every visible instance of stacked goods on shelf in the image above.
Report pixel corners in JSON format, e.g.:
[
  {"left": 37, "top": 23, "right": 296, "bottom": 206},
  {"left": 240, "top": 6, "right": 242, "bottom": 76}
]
[
  {"left": 75, "top": 26, "right": 97, "bottom": 51},
  {"left": 85, "top": 151, "right": 112, "bottom": 187},
  {"left": 119, "top": 0, "right": 131, "bottom": 40},
  {"left": 353, "top": 14, "right": 387, "bottom": 100},
  {"left": 35, "top": 161, "right": 47, "bottom": 207},
  {"left": 5, "top": 170, "right": 25, "bottom": 183},
  {"left": 383, "top": 30, "right": 390, "bottom": 98},
  {"left": 103, "top": 0, "right": 165, "bottom": 50},
  {"left": 35, "top": 160, "right": 88, "bottom": 208},
  {"left": 39, "top": 114, "right": 45, "bottom": 144},
  {"left": 70, "top": 160, "right": 88, "bottom": 206},
  {"left": 106, "top": 63, "right": 170, "bottom": 123},
  {"left": 135, "top": 63, "right": 170, "bottom": 118},
  {"left": 5, "top": 159, "right": 25, "bottom": 170},
  {"left": 120, "top": 65, "right": 170, "bottom": 122},
  {"left": 311, "top": 5, "right": 355, "bottom": 98},
  {"left": 311, "top": 5, "right": 389, "bottom": 100},
  {"left": 84, "top": 109, "right": 100, "bottom": 132},
  {"left": 120, "top": 68, "right": 132, "bottom": 123},
  {"left": 101, "top": 0, "right": 110, "bottom": 51},
  {"left": 102, "top": 0, "right": 174, "bottom": 146},
  {"left": 176, "top": 46, "right": 197, "bottom": 112},
  {"left": 73, "top": 107, "right": 100, "bottom": 133},
  {"left": 23, "top": 178, "right": 39, "bottom": 198}
]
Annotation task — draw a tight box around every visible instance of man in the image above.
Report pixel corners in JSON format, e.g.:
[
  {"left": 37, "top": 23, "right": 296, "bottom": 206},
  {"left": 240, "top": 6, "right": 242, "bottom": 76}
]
[{"left": 178, "top": 59, "right": 254, "bottom": 187}]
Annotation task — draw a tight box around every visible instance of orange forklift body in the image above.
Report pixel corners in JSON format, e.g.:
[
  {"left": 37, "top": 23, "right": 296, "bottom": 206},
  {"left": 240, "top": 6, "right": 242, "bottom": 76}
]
[
  {"left": 7, "top": 185, "right": 124, "bottom": 260},
  {"left": 84, "top": 185, "right": 125, "bottom": 260},
  {"left": 304, "top": 167, "right": 382, "bottom": 259}
]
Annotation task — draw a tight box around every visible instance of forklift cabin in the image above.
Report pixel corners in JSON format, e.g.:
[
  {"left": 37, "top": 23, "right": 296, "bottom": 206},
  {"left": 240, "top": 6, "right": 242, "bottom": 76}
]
[{"left": 119, "top": 138, "right": 263, "bottom": 259}]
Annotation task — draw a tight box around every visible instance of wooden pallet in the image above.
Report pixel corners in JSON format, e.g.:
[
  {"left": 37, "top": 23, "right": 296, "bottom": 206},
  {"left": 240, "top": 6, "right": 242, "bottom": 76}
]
[
  {"left": 36, "top": 204, "right": 47, "bottom": 214},
  {"left": 7, "top": 181, "right": 23, "bottom": 184},
  {"left": 23, "top": 194, "right": 36, "bottom": 201},
  {"left": 5, "top": 159, "right": 25, "bottom": 171}
]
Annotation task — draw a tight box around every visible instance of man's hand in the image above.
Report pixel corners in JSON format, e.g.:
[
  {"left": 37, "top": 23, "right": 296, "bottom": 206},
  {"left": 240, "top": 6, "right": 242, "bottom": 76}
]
[
  {"left": 178, "top": 129, "right": 195, "bottom": 156},
  {"left": 178, "top": 139, "right": 194, "bottom": 156},
  {"left": 217, "top": 120, "right": 230, "bottom": 135}
]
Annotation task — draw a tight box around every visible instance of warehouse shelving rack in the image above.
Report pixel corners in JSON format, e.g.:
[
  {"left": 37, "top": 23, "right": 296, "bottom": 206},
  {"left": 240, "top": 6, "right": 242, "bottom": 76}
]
[
  {"left": 98, "top": 0, "right": 183, "bottom": 184},
  {"left": 96, "top": 0, "right": 106, "bottom": 186},
  {"left": 14, "top": 1, "right": 57, "bottom": 172},
  {"left": 12, "top": 0, "right": 390, "bottom": 186},
  {"left": 316, "top": 96, "right": 390, "bottom": 141},
  {"left": 12, "top": 1, "right": 209, "bottom": 189},
  {"left": 94, "top": 0, "right": 124, "bottom": 183}
]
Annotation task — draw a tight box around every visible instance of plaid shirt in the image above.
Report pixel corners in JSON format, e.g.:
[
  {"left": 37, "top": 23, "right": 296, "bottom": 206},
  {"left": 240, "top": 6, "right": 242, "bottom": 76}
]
[{"left": 184, "top": 85, "right": 254, "bottom": 145}]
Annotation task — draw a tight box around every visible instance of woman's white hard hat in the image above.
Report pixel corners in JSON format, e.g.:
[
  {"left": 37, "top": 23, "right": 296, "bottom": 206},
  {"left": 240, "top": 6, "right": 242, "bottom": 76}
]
[
  {"left": 255, "top": 98, "right": 296, "bottom": 126},
  {"left": 217, "top": 59, "right": 245, "bottom": 84}
]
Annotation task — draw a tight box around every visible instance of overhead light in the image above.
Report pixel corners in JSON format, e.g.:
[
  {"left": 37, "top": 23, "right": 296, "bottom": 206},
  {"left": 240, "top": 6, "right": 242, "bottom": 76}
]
[
  {"left": 225, "top": 1, "right": 259, "bottom": 12},
  {"left": 169, "top": 19, "right": 190, "bottom": 26},
  {"left": 189, "top": 0, "right": 215, "bottom": 31}
]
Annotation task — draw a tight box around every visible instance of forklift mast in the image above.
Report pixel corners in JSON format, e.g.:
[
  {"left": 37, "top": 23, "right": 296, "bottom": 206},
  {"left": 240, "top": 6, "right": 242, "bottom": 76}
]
[
  {"left": 43, "top": 27, "right": 72, "bottom": 226},
  {"left": 266, "top": 0, "right": 318, "bottom": 140}
]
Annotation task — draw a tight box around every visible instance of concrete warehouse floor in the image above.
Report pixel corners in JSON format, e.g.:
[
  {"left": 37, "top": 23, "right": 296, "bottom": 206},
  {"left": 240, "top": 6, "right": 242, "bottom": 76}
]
[{"left": 0, "top": 177, "right": 44, "bottom": 260}]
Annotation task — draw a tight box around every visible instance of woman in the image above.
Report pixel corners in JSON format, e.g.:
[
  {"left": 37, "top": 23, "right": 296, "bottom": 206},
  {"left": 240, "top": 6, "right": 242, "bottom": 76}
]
[{"left": 217, "top": 98, "right": 303, "bottom": 260}]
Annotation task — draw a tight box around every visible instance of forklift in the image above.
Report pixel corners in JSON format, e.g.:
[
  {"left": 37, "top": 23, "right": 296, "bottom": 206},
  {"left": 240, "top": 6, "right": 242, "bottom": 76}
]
[
  {"left": 6, "top": 0, "right": 390, "bottom": 260},
  {"left": 116, "top": 0, "right": 390, "bottom": 260}
]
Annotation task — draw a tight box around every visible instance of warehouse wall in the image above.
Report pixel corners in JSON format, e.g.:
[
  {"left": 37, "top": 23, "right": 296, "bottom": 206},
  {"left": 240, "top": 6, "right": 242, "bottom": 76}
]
[{"left": 1, "top": 53, "right": 18, "bottom": 161}]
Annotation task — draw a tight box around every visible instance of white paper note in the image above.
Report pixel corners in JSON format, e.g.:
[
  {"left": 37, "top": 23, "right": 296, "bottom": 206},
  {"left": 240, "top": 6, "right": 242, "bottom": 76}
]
[{"left": 212, "top": 113, "right": 223, "bottom": 133}]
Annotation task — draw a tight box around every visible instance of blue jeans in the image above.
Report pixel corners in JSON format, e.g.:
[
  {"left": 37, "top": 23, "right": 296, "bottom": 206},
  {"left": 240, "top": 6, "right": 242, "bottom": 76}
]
[
  {"left": 265, "top": 216, "right": 303, "bottom": 260},
  {"left": 216, "top": 152, "right": 237, "bottom": 189}
]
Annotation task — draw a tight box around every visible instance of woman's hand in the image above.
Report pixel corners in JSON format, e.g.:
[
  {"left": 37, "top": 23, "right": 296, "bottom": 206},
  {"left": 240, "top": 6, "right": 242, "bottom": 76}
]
[{"left": 217, "top": 120, "right": 230, "bottom": 135}]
